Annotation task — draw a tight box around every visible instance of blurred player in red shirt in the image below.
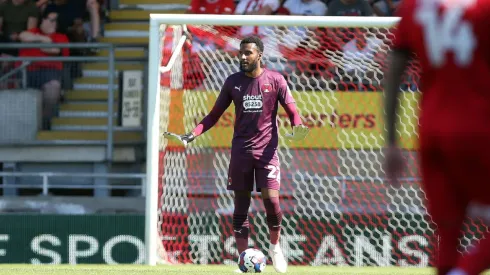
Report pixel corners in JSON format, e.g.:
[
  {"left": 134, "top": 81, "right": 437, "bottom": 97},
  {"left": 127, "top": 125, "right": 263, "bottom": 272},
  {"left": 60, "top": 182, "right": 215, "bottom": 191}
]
[{"left": 384, "top": 0, "right": 490, "bottom": 274}]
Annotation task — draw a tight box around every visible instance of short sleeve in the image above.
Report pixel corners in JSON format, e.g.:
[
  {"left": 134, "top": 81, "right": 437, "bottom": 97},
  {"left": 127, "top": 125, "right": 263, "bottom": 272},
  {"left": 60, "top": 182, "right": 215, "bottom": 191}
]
[
  {"left": 263, "top": 0, "right": 280, "bottom": 12},
  {"left": 392, "top": 0, "right": 412, "bottom": 51},
  {"left": 277, "top": 75, "right": 295, "bottom": 105}
]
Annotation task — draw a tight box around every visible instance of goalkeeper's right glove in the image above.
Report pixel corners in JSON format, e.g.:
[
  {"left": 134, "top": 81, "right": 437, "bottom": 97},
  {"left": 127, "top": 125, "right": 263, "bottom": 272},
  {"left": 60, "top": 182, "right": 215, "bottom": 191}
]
[
  {"left": 162, "top": 132, "right": 195, "bottom": 146},
  {"left": 285, "top": 125, "right": 309, "bottom": 141},
  {"left": 180, "top": 132, "right": 195, "bottom": 145}
]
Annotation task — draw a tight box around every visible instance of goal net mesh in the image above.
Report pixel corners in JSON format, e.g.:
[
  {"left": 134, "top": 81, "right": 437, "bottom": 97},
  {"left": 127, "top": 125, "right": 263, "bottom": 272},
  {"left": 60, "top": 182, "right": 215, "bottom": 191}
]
[{"left": 156, "top": 22, "right": 487, "bottom": 266}]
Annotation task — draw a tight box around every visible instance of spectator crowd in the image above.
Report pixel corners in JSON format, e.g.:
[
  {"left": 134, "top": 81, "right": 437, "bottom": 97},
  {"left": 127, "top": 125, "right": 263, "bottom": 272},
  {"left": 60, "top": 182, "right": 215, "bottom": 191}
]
[
  {"left": 0, "top": 0, "right": 103, "bottom": 129},
  {"left": 184, "top": 0, "right": 403, "bottom": 91},
  {"left": 187, "top": 0, "right": 400, "bottom": 19}
]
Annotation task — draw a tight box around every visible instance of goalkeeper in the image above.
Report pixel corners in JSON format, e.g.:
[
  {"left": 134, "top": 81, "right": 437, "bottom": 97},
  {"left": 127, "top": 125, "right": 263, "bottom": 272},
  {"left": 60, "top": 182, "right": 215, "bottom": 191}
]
[{"left": 165, "top": 36, "right": 308, "bottom": 273}]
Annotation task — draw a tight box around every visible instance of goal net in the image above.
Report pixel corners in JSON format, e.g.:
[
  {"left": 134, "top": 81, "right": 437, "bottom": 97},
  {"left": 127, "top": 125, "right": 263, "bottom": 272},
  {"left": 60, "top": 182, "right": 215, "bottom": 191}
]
[{"left": 146, "top": 15, "right": 488, "bottom": 267}]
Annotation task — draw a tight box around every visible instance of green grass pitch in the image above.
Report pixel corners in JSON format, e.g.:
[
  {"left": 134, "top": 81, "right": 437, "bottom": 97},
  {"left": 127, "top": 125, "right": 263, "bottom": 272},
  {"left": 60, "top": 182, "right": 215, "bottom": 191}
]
[{"left": 4, "top": 265, "right": 487, "bottom": 275}]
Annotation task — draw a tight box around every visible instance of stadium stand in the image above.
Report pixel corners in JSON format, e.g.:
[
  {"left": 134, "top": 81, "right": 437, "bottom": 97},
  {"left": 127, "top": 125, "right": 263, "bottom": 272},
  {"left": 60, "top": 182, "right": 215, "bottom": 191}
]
[
  {"left": 0, "top": 0, "right": 155, "bottom": 197},
  {"left": 39, "top": 0, "right": 191, "bottom": 143}
]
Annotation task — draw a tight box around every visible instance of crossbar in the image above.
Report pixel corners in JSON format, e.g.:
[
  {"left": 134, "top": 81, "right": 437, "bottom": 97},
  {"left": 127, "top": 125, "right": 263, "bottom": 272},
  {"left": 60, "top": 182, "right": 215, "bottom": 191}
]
[{"left": 150, "top": 14, "right": 400, "bottom": 27}]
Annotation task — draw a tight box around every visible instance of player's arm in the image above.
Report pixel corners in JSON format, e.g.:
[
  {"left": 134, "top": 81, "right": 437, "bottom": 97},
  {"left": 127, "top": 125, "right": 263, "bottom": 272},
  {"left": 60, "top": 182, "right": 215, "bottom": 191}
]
[
  {"left": 192, "top": 79, "right": 233, "bottom": 137},
  {"left": 384, "top": 0, "right": 412, "bottom": 146},
  {"left": 164, "top": 79, "right": 233, "bottom": 145},
  {"left": 384, "top": 49, "right": 411, "bottom": 146},
  {"left": 383, "top": 0, "right": 412, "bottom": 187},
  {"left": 277, "top": 77, "right": 309, "bottom": 141},
  {"left": 191, "top": 102, "right": 230, "bottom": 137},
  {"left": 383, "top": 49, "right": 410, "bottom": 187},
  {"left": 283, "top": 103, "right": 302, "bottom": 127}
]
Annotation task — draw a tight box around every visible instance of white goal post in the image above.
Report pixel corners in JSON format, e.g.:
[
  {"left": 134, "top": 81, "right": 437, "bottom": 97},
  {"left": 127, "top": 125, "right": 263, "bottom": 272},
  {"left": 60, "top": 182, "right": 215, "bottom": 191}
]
[{"left": 145, "top": 14, "right": 402, "bottom": 266}]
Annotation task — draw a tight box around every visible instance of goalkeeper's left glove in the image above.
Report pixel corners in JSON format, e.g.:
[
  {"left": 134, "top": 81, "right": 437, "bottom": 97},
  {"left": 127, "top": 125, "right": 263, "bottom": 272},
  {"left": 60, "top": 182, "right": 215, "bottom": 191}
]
[{"left": 285, "top": 125, "right": 309, "bottom": 141}]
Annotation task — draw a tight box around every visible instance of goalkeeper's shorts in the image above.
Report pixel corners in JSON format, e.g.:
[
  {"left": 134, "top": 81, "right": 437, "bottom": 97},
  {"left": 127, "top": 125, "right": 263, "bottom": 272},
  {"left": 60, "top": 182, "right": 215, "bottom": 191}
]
[{"left": 227, "top": 152, "right": 280, "bottom": 192}]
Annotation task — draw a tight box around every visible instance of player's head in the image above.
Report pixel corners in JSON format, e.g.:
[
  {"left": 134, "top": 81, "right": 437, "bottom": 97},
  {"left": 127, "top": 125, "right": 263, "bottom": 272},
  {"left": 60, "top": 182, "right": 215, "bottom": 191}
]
[{"left": 239, "top": 36, "right": 264, "bottom": 73}]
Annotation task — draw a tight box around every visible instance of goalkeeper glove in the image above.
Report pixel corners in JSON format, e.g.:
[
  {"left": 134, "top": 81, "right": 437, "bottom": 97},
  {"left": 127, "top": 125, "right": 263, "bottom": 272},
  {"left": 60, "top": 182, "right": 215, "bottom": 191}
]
[
  {"left": 162, "top": 132, "right": 195, "bottom": 146},
  {"left": 180, "top": 132, "right": 195, "bottom": 145},
  {"left": 285, "top": 125, "right": 309, "bottom": 141}
]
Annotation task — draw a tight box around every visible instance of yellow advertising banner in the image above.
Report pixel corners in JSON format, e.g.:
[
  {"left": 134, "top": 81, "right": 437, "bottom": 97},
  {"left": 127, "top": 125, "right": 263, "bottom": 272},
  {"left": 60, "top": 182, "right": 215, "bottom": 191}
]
[{"left": 166, "top": 90, "right": 419, "bottom": 150}]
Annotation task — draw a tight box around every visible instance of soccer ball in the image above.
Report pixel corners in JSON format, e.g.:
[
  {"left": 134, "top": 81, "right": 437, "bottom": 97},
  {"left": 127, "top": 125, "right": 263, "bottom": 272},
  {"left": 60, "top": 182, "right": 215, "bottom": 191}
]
[{"left": 238, "top": 248, "right": 267, "bottom": 273}]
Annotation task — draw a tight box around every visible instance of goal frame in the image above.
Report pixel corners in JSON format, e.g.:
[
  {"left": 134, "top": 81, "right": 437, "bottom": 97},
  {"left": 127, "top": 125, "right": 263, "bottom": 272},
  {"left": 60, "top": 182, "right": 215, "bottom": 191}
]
[{"left": 145, "top": 14, "right": 400, "bottom": 266}]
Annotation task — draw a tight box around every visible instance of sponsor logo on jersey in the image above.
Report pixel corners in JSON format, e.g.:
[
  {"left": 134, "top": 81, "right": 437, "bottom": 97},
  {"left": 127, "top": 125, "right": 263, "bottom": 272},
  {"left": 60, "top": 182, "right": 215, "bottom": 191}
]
[{"left": 243, "top": 94, "right": 263, "bottom": 113}]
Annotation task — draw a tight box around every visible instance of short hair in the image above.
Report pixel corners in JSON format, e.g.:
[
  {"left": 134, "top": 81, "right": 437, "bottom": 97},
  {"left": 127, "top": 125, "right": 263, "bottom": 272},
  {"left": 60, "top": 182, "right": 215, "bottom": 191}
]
[{"left": 240, "top": 36, "right": 264, "bottom": 53}]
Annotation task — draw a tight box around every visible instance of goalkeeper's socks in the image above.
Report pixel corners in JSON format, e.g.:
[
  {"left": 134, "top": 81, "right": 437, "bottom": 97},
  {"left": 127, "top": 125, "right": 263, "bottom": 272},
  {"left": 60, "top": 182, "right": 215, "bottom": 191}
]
[
  {"left": 263, "top": 197, "right": 282, "bottom": 245},
  {"left": 235, "top": 235, "right": 248, "bottom": 256},
  {"left": 233, "top": 214, "right": 249, "bottom": 254},
  {"left": 233, "top": 194, "right": 251, "bottom": 254}
]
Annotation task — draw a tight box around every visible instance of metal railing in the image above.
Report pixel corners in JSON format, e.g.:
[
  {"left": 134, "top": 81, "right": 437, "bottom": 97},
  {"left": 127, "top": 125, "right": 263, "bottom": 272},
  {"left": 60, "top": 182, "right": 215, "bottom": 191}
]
[
  {"left": 0, "top": 172, "right": 146, "bottom": 196},
  {"left": 0, "top": 43, "right": 115, "bottom": 161},
  {"left": 0, "top": 61, "right": 29, "bottom": 87},
  {"left": 0, "top": 43, "right": 149, "bottom": 161}
]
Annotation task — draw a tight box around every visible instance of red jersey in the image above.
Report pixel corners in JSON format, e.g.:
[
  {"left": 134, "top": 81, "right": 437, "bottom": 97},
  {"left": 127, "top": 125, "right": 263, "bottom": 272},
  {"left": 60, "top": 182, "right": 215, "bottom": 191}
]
[
  {"left": 188, "top": 0, "right": 235, "bottom": 14},
  {"left": 393, "top": 0, "right": 490, "bottom": 137},
  {"left": 18, "top": 28, "right": 69, "bottom": 71}
]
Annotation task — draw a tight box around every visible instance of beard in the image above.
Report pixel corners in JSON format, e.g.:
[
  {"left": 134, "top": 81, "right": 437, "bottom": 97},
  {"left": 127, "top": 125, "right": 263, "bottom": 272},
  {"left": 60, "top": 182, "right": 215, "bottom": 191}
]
[{"left": 240, "top": 60, "right": 258, "bottom": 73}]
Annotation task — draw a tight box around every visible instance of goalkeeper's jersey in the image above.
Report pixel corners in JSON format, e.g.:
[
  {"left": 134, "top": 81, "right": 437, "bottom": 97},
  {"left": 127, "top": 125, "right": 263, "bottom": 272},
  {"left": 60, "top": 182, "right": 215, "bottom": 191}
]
[{"left": 214, "top": 69, "right": 295, "bottom": 156}]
